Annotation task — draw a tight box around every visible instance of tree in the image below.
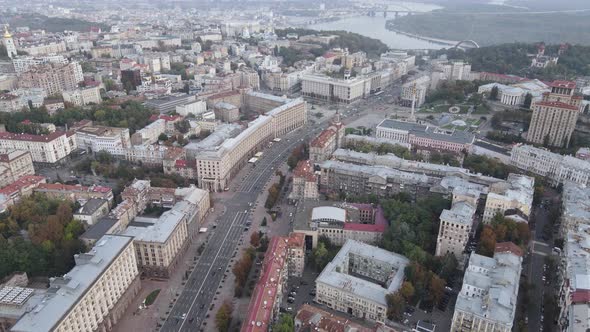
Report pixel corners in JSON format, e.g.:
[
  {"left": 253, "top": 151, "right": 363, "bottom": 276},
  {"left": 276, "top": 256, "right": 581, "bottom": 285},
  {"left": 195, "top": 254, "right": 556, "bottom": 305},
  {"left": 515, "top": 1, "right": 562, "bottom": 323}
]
[
  {"left": 429, "top": 275, "right": 446, "bottom": 305},
  {"left": 158, "top": 133, "right": 168, "bottom": 141},
  {"left": 312, "top": 242, "right": 329, "bottom": 271},
  {"left": 250, "top": 232, "right": 261, "bottom": 248},
  {"left": 400, "top": 281, "right": 415, "bottom": 302},
  {"left": 386, "top": 292, "right": 406, "bottom": 321},
  {"left": 523, "top": 93, "right": 533, "bottom": 109},
  {"left": 478, "top": 225, "right": 497, "bottom": 257},
  {"left": 215, "top": 301, "right": 233, "bottom": 332},
  {"left": 272, "top": 314, "right": 294, "bottom": 332},
  {"left": 174, "top": 119, "right": 190, "bottom": 134},
  {"left": 489, "top": 85, "right": 499, "bottom": 100}
]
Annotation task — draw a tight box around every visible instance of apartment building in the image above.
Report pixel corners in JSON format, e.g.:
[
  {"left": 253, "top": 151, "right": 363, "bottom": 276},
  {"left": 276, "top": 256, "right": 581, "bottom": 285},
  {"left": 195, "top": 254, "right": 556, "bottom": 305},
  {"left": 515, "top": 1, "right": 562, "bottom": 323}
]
[
  {"left": 401, "top": 75, "right": 431, "bottom": 107},
  {"left": 315, "top": 240, "right": 409, "bottom": 323},
  {"left": 18, "top": 62, "right": 83, "bottom": 95},
  {"left": 482, "top": 174, "right": 534, "bottom": 223},
  {"left": 289, "top": 160, "right": 319, "bottom": 201},
  {"left": 0, "top": 176, "right": 46, "bottom": 211},
  {"left": 125, "top": 145, "right": 169, "bottom": 166},
  {"left": 436, "top": 61, "right": 472, "bottom": 81},
  {"left": 213, "top": 102, "right": 239, "bottom": 123},
  {"left": 144, "top": 94, "right": 196, "bottom": 114},
  {"left": 294, "top": 304, "right": 396, "bottom": 332},
  {"left": 62, "top": 86, "right": 102, "bottom": 106},
  {"left": 176, "top": 100, "right": 207, "bottom": 117},
  {"left": 122, "top": 210, "right": 188, "bottom": 278},
  {"left": 12, "top": 55, "right": 68, "bottom": 74},
  {"left": 527, "top": 81, "right": 583, "bottom": 148},
  {"left": 319, "top": 160, "right": 434, "bottom": 199},
  {"left": 131, "top": 119, "right": 165, "bottom": 146},
  {"left": 75, "top": 125, "right": 131, "bottom": 156},
  {"left": 301, "top": 74, "right": 371, "bottom": 104},
  {"left": 19, "top": 41, "right": 67, "bottom": 56},
  {"left": 73, "top": 198, "right": 110, "bottom": 226},
  {"left": 435, "top": 201, "right": 476, "bottom": 258},
  {"left": 376, "top": 119, "right": 474, "bottom": 154},
  {"left": 557, "top": 183, "right": 590, "bottom": 331},
  {"left": 0, "top": 131, "right": 76, "bottom": 164},
  {"left": 242, "top": 233, "right": 305, "bottom": 332},
  {"left": 34, "top": 183, "right": 114, "bottom": 206},
  {"left": 10, "top": 235, "right": 141, "bottom": 332},
  {"left": 0, "top": 94, "right": 23, "bottom": 112},
  {"left": 451, "top": 243, "right": 523, "bottom": 332},
  {"left": 188, "top": 96, "right": 307, "bottom": 192},
  {"left": 510, "top": 144, "right": 590, "bottom": 186},
  {"left": 0, "top": 151, "right": 34, "bottom": 187}
]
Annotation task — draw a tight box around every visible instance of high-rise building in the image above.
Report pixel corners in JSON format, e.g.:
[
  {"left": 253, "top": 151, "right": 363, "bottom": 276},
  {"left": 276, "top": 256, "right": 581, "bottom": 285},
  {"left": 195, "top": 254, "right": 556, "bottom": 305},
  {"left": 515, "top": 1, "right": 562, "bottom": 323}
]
[
  {"left": 120, "top": 69, "right": 142, "bottom": 90},
  {"left": 527, "top": 81, "right": 583, "bottom": 147},
  {"left": 17, "top": 62, "right": 83, "bottom": 96}
]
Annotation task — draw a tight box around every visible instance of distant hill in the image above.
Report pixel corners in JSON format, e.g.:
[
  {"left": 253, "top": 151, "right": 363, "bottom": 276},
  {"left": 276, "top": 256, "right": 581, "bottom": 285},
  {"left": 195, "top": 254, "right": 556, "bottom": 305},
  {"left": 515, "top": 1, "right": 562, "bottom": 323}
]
[{"left": 5, "top": 14, "right": 109, "bottom": 33}]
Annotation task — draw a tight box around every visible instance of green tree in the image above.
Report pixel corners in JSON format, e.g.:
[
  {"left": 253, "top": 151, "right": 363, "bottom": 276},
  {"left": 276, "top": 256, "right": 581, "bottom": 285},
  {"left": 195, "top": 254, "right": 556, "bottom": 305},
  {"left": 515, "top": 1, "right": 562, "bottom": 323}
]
[
  {"left": 489, "top": 85, "right": 499, "bottom": 100},
  {"left": 400, "top": 281, "right": 415, "bottom": 302},
  {"left": 272, "top": 314, "right": 294, "bottom": 332},
  {"left": 312, "top": 242, "right": 329, "bottom": 271},
  {"left": 386, "top": 292, "right": 406, "bottom": 321},
  {"left": 215, "top": 301, "right": 233, "bottom": 332},
  {"left": 523, "top": 93, "right": 533, "bottom": 109},
  {"left": 158, "top": 133, "right": 168, "bottom": 141}
]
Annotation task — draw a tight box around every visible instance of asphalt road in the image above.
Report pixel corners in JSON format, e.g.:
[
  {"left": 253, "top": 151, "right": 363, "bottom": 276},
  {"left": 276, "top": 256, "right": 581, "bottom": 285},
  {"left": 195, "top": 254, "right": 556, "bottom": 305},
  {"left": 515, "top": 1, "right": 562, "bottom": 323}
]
[{"left": 160, "top": 122, "right": 325, "bottom": 332}]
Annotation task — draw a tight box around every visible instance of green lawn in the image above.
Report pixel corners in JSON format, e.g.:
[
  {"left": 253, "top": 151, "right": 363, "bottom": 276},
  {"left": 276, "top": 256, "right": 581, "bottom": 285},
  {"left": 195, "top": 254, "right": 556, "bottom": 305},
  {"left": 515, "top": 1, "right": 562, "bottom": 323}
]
[{"left": 145, "top": 289, "right": 161, "bottom": 306}]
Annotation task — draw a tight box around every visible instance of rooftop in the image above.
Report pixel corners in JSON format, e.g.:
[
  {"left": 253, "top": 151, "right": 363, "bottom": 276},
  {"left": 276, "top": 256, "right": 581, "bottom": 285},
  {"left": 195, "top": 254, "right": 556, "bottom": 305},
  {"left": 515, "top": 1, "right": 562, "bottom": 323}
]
[
  {"left": 122, "top": 209, "right": 184, "bottom": 243},
  {"left": 316, "top": 240, "right": 409, "bottom": 307},
  {"left": 74, "top": 198, "right": 108, "bottom": 216},
  {"left": 377, "top": 119, "right": 475, "bottom": 145},
  {"left": 311, "top": 206, "right": 346, "bottom": 223},
  {"left": 0, "top": 131, "right": 68, "bottom": 143},
  {"left": 11, "top": 235, "right": 134, "bottom": 332}
]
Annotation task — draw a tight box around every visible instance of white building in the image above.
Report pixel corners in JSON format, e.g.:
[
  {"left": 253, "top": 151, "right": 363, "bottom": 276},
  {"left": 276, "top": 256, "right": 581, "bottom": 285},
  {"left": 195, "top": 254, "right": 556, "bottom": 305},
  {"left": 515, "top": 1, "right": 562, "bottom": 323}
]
[
  {"left": 0, "top": 131, "right": 76, "bottom": 163},
  {"left": 176, "top": 100, "right": 207, "bottom": 117},
  {"left": 483, "top": 174, "right": 534, "bottom": 223},
  {"left": 478, "top": 80, "right": 550, "bottom": 107},
  {"left": 10, "top": 235, "right": 141, "bottom": 332},
  {"left": 12, "top": 55, "right": 69, "bottom": 74},
  {"left": 132, "top": 119, "right": 166, "bottom": 146},
  {"left": 301, "top": 74, "right": 371, "bottom": 104},
  {"left": 401, "top": 75, "right": 431, "bottom": 108},
  {"left": 451, "top": 243, "right": 523, "bottom": 332},
  {"left": 315, "top": 240, "right": 409, "bottom": 323},
  {"left": 435, "top": 201, "right": 476, "bottom": 258},
  {"left": 62, "top": 86, "right": 101, "bottom": 106},
  {"left": 75, "top": 125, "right": 131, "bottom": 156},
  {"left": 511, "top": 144, "right": 590, "bottom": 186}
]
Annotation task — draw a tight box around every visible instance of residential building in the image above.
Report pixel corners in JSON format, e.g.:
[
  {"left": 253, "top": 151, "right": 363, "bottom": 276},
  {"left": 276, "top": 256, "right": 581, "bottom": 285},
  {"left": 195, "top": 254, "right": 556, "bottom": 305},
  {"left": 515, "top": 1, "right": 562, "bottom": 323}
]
[
  {"left": 315, "top": 240, "right": 409, "bottom": 323},
  {"left": 18, "top": 62, "right": 84, "bottom": 95},
  {"left": 309, "top": 113, "right": 345, "bottom": 163},
  {"left": 187, "top": 95, "right": 307, "bottom": 192},
  {"left": 527, "top": 81, "right": 583, "bottom": 148},
  {"left": 73, "top": 198, "right": 110, "bottom": 226},
  {"left": 10, "top": 235, "right": 141, "bottom": 332},
  {"left": 0, "top": 131, "right": 76, "bottom": 164},
  {"left": 401, "top": 75, "right": 430, "bottom": 108},
  {"left": 483, "top": 174, "right": 534, "bottom": 223},
  {"left": 0, "top": 151, "right": 34, "bottom": 187},
  {"left": 122, "top": 210, "right": 188, "bottom": 278},
  {"left": 74, "top": 124, "right": 131, "bottom": 156},
  {"left": 450, "top": 243, "right": 523, "bottom": 332},
  {"left": 131, "top": 119, "right": 165, "bottom": 146},
  {"left": 294, "top": 304, "right": 397, "bottom": 332},
  {"left": 0, "top": 176, "right": 46, "bottom": 211},
  {"left": 176, "top": 100, "right": 207, "bottom": 117},
  {"left": 62, "top": 86, "right": 102, "bottom": 106},
  {"left": 34, "top": 183, "right": 114, "bottom": 206},
  {"left": 0, "top": 94, "right": 23, "bottom": 112},
  {"left": 319, "top": 160, "right": 434, "bottom": 199},
  {"left": 242, "top": 233, "right": 306, "bottom": 332},
  {"left": 289, "top": 160, "right": 319, "bottom": 201},
  {"left": 19, "top": 41, "right": 66, "bottom": 57},
  {"left": 213, "top": 102, "right": 239, "bottom": 123},
  {"left": 376, "top": 119, "right": 474, "bottom": 153},
  {"left": 435, "top": 201, "right": 476, "bottom": 258},
  {"left": 510, "top": 144, "right": 590, "bottom": 186},
  {"left": 12, "top": 55, "right": 68, "bottom": 74},
  {"left": 125, "top": 145, "right": 169, "bottom": 166}
]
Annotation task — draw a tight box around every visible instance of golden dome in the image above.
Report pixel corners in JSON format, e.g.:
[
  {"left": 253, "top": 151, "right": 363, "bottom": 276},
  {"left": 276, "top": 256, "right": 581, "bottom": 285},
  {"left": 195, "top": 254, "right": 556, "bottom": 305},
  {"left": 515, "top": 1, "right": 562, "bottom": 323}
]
[{"left": 3, "top": 25, "right": 11, "bottom": 39}]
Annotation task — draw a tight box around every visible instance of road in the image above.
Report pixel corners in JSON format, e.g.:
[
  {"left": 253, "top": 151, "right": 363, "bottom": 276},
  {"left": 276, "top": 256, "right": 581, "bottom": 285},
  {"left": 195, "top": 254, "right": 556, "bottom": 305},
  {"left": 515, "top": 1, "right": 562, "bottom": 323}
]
[{"left": 160, "top": 122, "right": 325, "bottom": 332}]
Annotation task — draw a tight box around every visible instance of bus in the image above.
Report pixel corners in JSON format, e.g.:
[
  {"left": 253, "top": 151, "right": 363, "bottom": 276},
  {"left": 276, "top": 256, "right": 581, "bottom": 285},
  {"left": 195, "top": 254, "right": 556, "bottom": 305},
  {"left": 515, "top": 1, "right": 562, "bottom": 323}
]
[{"left": 254, "top": 152, "right": 263, "bottom": 158}]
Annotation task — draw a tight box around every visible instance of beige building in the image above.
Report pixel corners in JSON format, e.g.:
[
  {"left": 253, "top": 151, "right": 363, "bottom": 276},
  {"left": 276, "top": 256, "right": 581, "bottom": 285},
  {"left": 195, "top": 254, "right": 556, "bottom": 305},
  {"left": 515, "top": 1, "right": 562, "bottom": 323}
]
[
  {"left": 62, "top": 86, "right": 101, "bottom": 106},
  {"left": 188, "top": 96, "right": 307, "bottom": 192},
  {"left": 451, "top": 243, "right": 523, "bottom": 332},
  {"left": 0, "top": 94, "right": 23, "bottom": 112},
  {"left": 18, "top": 62, "right": 84, "bottom": 96},
  {"left": 10, "top": 235, "right": 141, "bottom": 332},
  {"left": 527, "top": 81, "right": 583, "bottom": 148},
  {"left": 122, "top": 210, "right": 189, "bottom": 278},
  {"left": 301, "top": 74, "right": 371, "bottom": 104},
  {"left": 435, "top": 201, "right": 476, "bottom": 258},
  {"left": 315, "top": 240, "right": 409, "bottom": 323},
  {"left": 309, "top": 114, "right": 345, "bottom": 164},
  {"left": 213, "top": 102, "right": 239, "bottom": 123},
  {"left": 0, "top": 151, "right": 34, "bottom": 187},
  {"left": 289, "top": 160, "right": 319, "bottom": 201},
  {"left": 34, "top": 183, "right": 114, "bottom": 206},
  {"left": 483, "top": 174, "right": 534, "bottom": 223},
  {"left": 0, "top": 131, "right": 76, "bottom": 164},
  {"left": 19, "top": 41, "right": 67, "bottom": 56}
]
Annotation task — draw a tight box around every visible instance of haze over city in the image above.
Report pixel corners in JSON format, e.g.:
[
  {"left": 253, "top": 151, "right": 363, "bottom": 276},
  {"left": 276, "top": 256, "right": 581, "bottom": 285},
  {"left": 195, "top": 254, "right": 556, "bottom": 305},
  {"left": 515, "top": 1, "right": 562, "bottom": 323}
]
[{"left": 0, "top": 1, "right": 588, "bottom": 332}]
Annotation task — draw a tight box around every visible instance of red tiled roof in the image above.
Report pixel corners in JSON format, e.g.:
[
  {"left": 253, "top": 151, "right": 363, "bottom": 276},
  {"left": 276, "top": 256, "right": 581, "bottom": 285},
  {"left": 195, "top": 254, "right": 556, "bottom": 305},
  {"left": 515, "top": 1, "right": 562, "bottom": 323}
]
[
  {"left": 293, "top": 160, "right": 316, "bottom": 182},
  {"left": 572, "top": 290, "right": 590, "bottom": 304},
  {"left": 0, "top": 131, "right": 67, "bottom": 143},
  {"left": 0, "top": 175, "right": 45, "bottom": 195},
  {"left": 551, "top": 80, "right": 576, "bottom": 89},
  {"left": 535, "top": 100, "right": 580, "bottom": 111},
  {"left": 495, "top": 242, "right": 523, "bottom": 257},
  {"left": 310, "top": 129, "right": 336, "bottom": 148}
]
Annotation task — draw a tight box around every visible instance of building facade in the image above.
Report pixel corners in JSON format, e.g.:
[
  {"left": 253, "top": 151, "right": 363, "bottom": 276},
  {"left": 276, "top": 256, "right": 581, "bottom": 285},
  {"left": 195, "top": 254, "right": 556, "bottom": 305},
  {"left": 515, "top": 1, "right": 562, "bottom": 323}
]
[
  {"left": 482, "top": 174, "right": 534, "bottom": 223},
  {"left": 0, "top": 151, "right": 34, "bottom": 187},
  {"left": 0, "top": 131, "right": 76, "bottom": 164},
  {"left": 527, "top": 81, "right": 583, "bottom": 148},
  {"left": 18, "top": 62, "right": 83, "bottom": 96}
]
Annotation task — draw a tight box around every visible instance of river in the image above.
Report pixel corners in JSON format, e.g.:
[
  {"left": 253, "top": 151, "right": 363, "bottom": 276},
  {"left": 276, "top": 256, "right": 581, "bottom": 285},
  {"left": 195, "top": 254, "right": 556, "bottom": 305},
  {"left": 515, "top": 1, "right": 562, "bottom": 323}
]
[{"left": 305, "top": 2, "right": 449, "bottom": 50}]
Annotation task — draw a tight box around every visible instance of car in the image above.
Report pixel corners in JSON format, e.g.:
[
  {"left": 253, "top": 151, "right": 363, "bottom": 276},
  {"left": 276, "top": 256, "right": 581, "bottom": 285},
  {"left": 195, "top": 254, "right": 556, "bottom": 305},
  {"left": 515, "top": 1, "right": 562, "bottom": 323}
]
[
  {"left": 445, "top": 286, "right": 453, "bottom": 292},
  {"left": 182, "top": 313, "right": 187, "bottom": 320},
  {"left": 289, "top": 291, "right": 297, "bottom": 296},
  {"left": 286, "top": 307, "right": 293, "bottom": 312},
  {"left": 287, "top": 297, "right": 295, "bottom": 303}
]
